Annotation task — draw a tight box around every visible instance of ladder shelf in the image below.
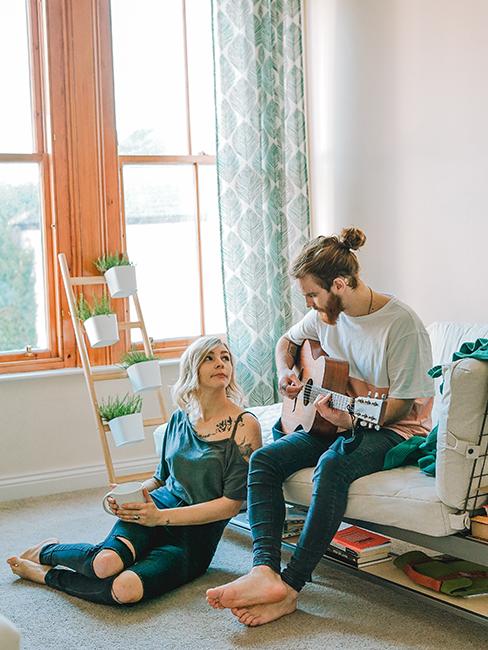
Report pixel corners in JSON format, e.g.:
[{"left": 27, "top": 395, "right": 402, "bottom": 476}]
[{"left": 58, "top": 253, "right": 168, "bottom": 485}]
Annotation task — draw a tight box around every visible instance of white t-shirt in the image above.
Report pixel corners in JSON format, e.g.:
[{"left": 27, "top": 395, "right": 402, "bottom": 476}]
[{"left": 286, "top": 297, "right": 435, "bottom": 439}]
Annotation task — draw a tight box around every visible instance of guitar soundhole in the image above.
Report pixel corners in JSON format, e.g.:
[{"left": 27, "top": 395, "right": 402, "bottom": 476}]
[{"left": 303, "top": 378, "right": 314, "bottom": 406}]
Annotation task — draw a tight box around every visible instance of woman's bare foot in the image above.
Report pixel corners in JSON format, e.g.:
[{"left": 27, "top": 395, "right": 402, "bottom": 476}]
[
  {"left": 7, "top": 557, "right": 51, "bottom": 584},
  {"left": 231, "top": 586, "right": 298, "bottom": 626},
  {"left": 20, "top": 538, "right": 59, "bottom": 564},
  {"left": 206, "top": 565, "right": 287, "bottom": 609}
]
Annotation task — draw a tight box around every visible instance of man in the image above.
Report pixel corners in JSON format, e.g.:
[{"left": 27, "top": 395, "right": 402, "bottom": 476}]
[{"left": 207, "top": 227, "right": 434, "bottom": 626}]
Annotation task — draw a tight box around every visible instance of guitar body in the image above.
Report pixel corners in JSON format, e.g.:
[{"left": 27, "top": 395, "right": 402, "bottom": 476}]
[{"left": 281, "top": 340, "right": 350, "bottom": 441}]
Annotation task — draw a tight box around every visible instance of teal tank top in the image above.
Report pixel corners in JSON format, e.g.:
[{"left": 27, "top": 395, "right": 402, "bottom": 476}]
[{"left": 153, "top": 409, "right": 252, "bottom": 505}]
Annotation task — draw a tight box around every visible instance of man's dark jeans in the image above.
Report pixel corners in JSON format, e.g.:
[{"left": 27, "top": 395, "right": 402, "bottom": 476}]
[{"left": 247, "top": 421, "right": 403, "bottom": 592}]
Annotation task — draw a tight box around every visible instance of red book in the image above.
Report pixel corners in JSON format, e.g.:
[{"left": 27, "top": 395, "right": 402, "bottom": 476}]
[{"left": 331, "top": 524, "right": 391, "bottom": 554}]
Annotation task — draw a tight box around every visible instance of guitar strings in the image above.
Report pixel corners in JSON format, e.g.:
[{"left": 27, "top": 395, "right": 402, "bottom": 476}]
[{"left": 301, "top": 383, "right": 352, "bottom": 408}]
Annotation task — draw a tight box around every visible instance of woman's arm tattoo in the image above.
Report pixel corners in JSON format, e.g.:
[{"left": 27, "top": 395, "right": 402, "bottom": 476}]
[{"left": 238, "top": 438, "right": 254, "bottom": 461}]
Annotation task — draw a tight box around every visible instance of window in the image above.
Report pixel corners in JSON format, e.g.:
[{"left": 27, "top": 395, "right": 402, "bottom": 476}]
[
  {"left": 0, "top": 0, "right": 224, "bottom": 374},
  {"left": 0, "top": 0, "right": 59, "bottom": 371},
  {"left": 110, "top": 0, "right": 225, "bottom": 349}
]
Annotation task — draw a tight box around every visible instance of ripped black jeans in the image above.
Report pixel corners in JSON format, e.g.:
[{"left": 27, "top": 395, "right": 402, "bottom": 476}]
[
  {"left": 248, "top": 421, "right": 403, "bottom": 593},
  {"left": 40, "top": 487, "right": 227, "bottom": 605}
]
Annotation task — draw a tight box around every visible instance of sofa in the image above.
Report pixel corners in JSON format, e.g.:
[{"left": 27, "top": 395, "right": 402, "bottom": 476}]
[{"left": 153, "top": 321, "right": 488, "bottom": 615}]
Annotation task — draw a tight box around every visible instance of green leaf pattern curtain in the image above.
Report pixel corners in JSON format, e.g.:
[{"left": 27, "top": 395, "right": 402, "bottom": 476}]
[{"left": 212, "top": 0, "right": 310, "bottom": 405}]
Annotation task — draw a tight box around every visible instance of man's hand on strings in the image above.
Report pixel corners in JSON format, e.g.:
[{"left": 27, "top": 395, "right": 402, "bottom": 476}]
[
  {"left": 278, "top": 372, "right": 303, "bottom": 399},
  {"left": 314, "top": 393, "right": 352, "bottom": 429}
]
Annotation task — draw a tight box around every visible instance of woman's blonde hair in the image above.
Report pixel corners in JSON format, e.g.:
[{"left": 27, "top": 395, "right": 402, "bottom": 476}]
[{"left": 172, "top": 336, "right": 243, "bottom": 419}]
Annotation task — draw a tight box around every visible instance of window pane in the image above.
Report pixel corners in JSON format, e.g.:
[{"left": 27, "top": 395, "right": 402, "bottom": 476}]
[
  {"left": 186, "top": 0, "right": 216, "bottom": 155},
  {"left": 0, "top": 0, "right": 34, "bottom": 152},
  {"left": 111, "top": 0, "right": 188, "bottom": 154},
  {"left": 123, "top": 165, "right": 201, "bottom": 340},
  {"left": 198, "top": 165, "right": 225, "bottom": 334},
  {"left": 0, "top": 164, "right": 47, "bottom": 353}
]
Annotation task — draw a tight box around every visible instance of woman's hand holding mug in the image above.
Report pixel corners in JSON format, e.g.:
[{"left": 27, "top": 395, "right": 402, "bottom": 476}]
[{"left": 116, "top": 488, "right": 163, "bottom": 527}]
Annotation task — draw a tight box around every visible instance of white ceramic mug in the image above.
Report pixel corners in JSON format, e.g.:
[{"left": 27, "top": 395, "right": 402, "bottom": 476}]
[{"left": 102, "top": 481, "right": 145, "bottom": 515}]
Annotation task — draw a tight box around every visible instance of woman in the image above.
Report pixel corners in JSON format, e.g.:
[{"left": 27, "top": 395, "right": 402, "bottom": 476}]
[{"left": 7, "top": 336, "right": 262, "bottom": 606}]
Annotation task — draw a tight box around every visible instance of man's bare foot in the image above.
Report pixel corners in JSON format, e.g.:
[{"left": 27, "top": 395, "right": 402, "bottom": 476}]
[
  {"left": 20, "top": 538, "right": 59, "bottom": 564},
  {"left": 231, "top": 586, "right": 298, "bottom": 626},
  {"left": 206, "top": 565, "right": 287, "bottom": 609},
  {"left": 7, "top": 557, "right": 51, "bottom": 584}
]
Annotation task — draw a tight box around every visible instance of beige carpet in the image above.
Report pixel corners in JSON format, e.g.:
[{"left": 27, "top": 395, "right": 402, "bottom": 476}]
[{"left": 0, "top": 488, "right": 486, "bottom": 650}]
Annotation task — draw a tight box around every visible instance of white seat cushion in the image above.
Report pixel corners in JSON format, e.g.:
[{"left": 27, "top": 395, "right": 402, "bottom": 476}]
[{"left": 283, "top": 466, "right": 460, "bottom": 537}]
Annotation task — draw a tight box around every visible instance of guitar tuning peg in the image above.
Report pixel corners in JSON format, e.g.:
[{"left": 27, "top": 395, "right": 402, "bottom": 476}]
[
  {"left": 381, "top": 394, "right": 386, "bottom": 399},
  {"left": 374, "top": 392, "right": 379, "bottom": 398},
  {"left": 367, "top": 391, "right": 372, "bottom": 397},
  {"left": 360, "top": 420, "right": 367, "bottom": 427},
  {"left": 368, "top": 423, "right": 373, "bottom": 429},
  {"left": 375, "top": 425, "right": 380, "bottom": 431}
]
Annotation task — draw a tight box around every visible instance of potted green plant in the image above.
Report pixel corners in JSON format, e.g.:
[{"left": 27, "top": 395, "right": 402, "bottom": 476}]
[
  {"left": 94, "top": 252, "right": 137, "bottom": 299},
  {"left": 98, "top": 393, "right": 144, "bottom": 447},
  {"left": 77, "top": 293, "right": 119, "bottom": 348},
  {"left": 120, "top": 350, "right": 162, "bottom": 393}
]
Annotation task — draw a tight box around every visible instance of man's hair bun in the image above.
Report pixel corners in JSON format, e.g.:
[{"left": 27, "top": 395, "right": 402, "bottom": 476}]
[{"left": 340, "top": 227, "right": 366, "bottom": 251}]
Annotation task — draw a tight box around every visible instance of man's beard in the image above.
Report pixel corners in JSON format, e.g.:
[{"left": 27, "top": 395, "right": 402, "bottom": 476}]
[{"left": 318, "top": 292, "right": 344, "bottom": 325}]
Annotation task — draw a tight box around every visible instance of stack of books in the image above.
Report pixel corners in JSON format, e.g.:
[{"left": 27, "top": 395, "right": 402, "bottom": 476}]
[
  {"left": 325, "top": 523, "right": 392, "bottom": 568},
  {"left": 282, "top": 505, "right": 307, "bottom": 539}
]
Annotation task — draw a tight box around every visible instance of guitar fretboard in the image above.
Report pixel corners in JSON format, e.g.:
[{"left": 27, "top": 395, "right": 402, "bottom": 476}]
[{"left": 302, "top": 383, "right": 353, "bottom": 413}]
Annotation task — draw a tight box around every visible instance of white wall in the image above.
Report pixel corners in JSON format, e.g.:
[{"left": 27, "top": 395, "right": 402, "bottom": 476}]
[
  {"left": 305, "top": 0, "right": 488, "bottom": 325},
  {"left": 0, "top": 364, "right": 179, "bottom": 501}
]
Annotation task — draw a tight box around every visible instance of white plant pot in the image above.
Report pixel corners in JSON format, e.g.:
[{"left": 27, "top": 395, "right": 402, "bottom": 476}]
[
  {"left": 108, "top": 412, "right": 145, "bottom": 447},
  {"left": 104, "top": 265, "right": 137, "bottom": 298},
  {"left": 84, "top": 314, "right": 119, "bottom": 348},
  {"left": 126, "top": 360, "right": 162, "bottom": 393}
]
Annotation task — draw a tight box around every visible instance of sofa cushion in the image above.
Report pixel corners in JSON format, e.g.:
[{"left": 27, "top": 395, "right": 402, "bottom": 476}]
[
  {"left": 426, "top": 321, "right": 488, "bottom": 426},
  {"left": 426, "top": 322, "right": 488, "bottom": 512},
  {"left": 283, "top": 466, "right": 461, "bottom": 537},
  {"left": 427, "top": 321, "right": 488, "bottom": 366},
  {"left": 435, "top": 357, "right": 488, "bottom": 510},
  {"left": 244, "top": 403, "right": 468, "bottom": 536}
]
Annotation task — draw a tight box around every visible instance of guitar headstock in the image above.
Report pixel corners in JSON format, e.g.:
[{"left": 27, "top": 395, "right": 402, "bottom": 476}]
[{"left": 352, "top": 394, "right": 386, "bottom": 428}]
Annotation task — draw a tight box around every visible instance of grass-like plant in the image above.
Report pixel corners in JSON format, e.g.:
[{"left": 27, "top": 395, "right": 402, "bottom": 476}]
[
  {"left": 91, "top": 293, "right": 112, "bottom": 316},
  {"left": 119, "top": 350, "right": 157, "bottom": 369},
  {"left": 94, "top": 252, "right": 131, "bottom": 274},
  {"left": 76, "top": 294, "right": 92, "bottom": 322},
  {"left": 98, "top": 393, "right": 143, "bottom": 422},
  {"left": 76, "top": 292, "right": 113, "bottom": 321}
]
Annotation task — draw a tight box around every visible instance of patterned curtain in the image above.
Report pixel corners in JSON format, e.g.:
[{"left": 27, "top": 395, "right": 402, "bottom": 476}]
[{"left": 212, "top": 0, "right": 310, "bottom": 405}]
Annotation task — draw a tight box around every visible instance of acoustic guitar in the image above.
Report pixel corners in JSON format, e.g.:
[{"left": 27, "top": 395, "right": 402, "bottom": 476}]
[{"left": 280, "top": 339, "right": 386, "bottom": 441}]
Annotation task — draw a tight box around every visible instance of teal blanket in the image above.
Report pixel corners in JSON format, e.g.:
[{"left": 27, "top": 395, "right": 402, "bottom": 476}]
[{"left": 383, "top": 337, "right": 488, "bottom": 476}]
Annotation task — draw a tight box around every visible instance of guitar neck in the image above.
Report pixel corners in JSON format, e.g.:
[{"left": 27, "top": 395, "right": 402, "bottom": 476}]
[{"left": 303, "top": 383, "right": 353, "bottom": 413}]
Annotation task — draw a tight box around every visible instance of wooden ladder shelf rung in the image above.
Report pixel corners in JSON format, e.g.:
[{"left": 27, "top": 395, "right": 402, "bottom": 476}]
[
  {"left": 70, "top": 276, "right": 106, "bottom": 286},
  {"left": 58, "top": 252, "right": 168, "bottom": 486},
  {"left": 119, "top": 321, "right": 143, "bottom": 330},
  {"left": 92, "top": 370, "right": 127, "bottom": 382}
]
